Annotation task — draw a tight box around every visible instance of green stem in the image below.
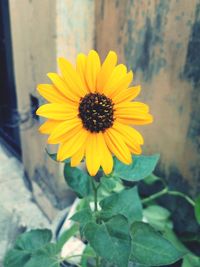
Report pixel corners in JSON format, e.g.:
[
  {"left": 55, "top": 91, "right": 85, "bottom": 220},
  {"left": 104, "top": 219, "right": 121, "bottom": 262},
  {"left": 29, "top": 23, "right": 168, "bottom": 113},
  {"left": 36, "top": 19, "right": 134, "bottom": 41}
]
[
  {"left": 91, "top": 178, "right": 98, "bottom": 212},
  {"left": 142, "top": 188, "right": 168, "bottom": 204},
  {"left": 91, "top": 177, "right": 100, "bottom": 267},
  {"left": 142, "top": 187, "right": 195, "bottom": 207},
  {"left": 96, "top": 256, "right": 100, "bottom": 267},
  {"left": 167, "top": 191, "right": 195, "bottom": 206}
]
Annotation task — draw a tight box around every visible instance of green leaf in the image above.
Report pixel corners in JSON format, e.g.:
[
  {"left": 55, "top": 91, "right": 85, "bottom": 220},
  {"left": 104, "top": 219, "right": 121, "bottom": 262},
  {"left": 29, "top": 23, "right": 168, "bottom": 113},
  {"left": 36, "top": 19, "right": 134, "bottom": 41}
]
[
  {"left": 4, "top": 229, "right": 61, "bottom": 267},
  {"left": 45, "top": 149, "right": 57, "bottom": 161},
  {"left": 163, "top": 228, "right": 189, "bottom": 253},
  {"left": 144, "top": 205, "right": 170, "bottom": 221},
  {"left": 64, "top": 163, "right": 92, "bottom": 198},
  {"left": 96, "top": 210, "right": 114, "bottom": 221},
  {"left": 180, "top": 232, "right": 200, "bottom": 243},
  {"left": 71, "top": 208, "right": 94, "bottom": 224},
  {"left": 194, "top": 195, "right": 200, "bottom": 224},
  {"left": 129, "top": 263, "right": 149, "bottom": 267},
  {"left": 57, "top": 223, "right": 79, "bottom": 250},
  {"left": 98, "top": 176, "right": 125, "bottom": 200},
  {"left": 182, "top": 253, "right": 200, "bottom": 267},
  {"left": 4, "top": 249, "right": 30, "bottom": 267},
  {"left": 76, "top": 197, "right": 91, "bottom": 211},
  {"left": 81, "top": 245, "right": 96, "bottom": 267},
  {"left": 84, "top": 215, "right": 131, "bottom": 267},
  {"left": 71, "top": 208, "right": 95, "bottom": 237},
  {"left": 46, "top": 149, "right": 70, "bottom": 163},
  {"left": 100, "top": 259, "right": 120, "bottom": 267},
  {"left": 100, "top": 176, "right": 119, "bottom": 192},
  {"left": 15, "top": 229, "right": 52, "bottom": 252},
  {"left": 130, "top": 222, "right": 184, "bottom": 266},
  {"left": 100, "top": 186, "right": 142, "bottom": 224},
  {"left": 100, "top": 176, "right": 124, "bottom": 192},
  {"left": 144, "top": 174, "right": 161, "bottom": 184},
  {"left": 143, "top": 205, "right": 172, "bottom": 231},
  {"left": 112, "top": 154, "right": 160, "bottom": 181},
  {"left": 24, "top": 244, "right": 60, "bottom": 267}
]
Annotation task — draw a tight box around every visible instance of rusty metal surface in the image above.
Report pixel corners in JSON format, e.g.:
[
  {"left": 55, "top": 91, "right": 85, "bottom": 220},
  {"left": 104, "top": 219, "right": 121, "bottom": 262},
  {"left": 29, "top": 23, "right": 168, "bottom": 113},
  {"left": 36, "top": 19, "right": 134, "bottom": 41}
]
[{"left": 96, "top": 0, "right": 200, "bottom": 194}]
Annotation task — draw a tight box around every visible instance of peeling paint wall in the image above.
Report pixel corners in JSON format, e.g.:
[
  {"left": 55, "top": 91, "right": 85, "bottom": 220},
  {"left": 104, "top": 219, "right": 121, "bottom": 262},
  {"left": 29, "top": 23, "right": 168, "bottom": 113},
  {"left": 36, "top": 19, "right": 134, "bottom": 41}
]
[{"left": 96, "top": 0, "right": 200, "bottom": 194}]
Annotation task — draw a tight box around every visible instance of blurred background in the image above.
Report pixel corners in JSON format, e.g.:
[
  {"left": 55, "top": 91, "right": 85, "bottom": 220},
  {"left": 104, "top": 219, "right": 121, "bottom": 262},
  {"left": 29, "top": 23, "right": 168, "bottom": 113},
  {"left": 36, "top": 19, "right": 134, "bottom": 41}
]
[{"left": 0, "top": 0, "right": 200, "bottom": 264}]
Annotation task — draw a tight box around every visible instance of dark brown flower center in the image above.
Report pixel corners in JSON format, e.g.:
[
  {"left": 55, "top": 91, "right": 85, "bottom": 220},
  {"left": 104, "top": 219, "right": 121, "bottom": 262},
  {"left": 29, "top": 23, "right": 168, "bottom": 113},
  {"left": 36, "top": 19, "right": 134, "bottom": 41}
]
[{"left": 78, "top": 93, "right": 114, "bottom": 133}]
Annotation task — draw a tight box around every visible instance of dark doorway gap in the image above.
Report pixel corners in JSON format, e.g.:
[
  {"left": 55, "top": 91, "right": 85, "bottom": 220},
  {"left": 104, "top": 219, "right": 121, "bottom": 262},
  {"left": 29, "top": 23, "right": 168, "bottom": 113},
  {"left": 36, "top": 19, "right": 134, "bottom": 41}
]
[{"left": 0, "top": 0, "right": 21, "bottom": 159}]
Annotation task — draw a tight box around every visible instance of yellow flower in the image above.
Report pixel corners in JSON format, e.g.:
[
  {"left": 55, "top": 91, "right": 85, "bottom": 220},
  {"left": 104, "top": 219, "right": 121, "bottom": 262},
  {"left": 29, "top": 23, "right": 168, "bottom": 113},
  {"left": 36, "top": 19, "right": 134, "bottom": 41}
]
[{"left": 36, "top": 50, "right": 153, "bottom": 176}]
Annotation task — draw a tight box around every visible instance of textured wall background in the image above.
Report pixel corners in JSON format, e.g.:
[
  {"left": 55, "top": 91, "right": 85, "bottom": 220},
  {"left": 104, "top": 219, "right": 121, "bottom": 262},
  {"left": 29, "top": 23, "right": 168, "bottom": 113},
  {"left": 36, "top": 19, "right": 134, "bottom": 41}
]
[
  {"left": 9, "top": 0, "right": 58, "bottom": 220},
  {"left": 8, "top": 0, "right": 200, "bottom": 219},
  {"left": 56, "top": 0, "right": 94, "bottom": 60},
  {"left": 8, "top": 0, "right": 95, "bottom": 219},
  {"left": 96, "top": 0, "right": 200, "bottom": 195}
]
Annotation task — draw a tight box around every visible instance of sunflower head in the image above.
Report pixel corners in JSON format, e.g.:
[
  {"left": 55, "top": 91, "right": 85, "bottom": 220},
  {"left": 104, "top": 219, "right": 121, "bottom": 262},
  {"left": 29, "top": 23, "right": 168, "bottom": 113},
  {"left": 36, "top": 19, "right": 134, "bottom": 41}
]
[{"left": 36, "top": 50, "right": 153, "bottom": 176}]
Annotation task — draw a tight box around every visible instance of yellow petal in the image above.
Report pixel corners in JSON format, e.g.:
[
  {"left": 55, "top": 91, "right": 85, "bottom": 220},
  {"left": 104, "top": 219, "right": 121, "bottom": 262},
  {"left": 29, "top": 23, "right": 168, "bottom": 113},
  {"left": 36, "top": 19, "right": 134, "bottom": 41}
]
[
  {"left": 85, "top": 50, "right": 101, "bottom": 93},
  {"left": 103, "top": 64, "right": 127, "bottom": 96},
  {"left": 112, "top": 121, "right": 143, "bottom": 154},
  {"left": 96, "top": 51, "right": 117, "bottom": 93},
  {"left": 116, "top": 113, "right": 152, "bottom": 122},
  {"left": 76, "top": 53, "right": 89, "bottom": 91},
  {"left": 85, "top": 133, "right": 101, "bottom": 176},
  {"left": 127, "top": 143, "right": 142, "bottom": 155},
  {"left": 37, "top": 84, "right": 68, "bottom": 104},
  {"left": 112, "top": 85, "right": 141, "bottom": 104},
  {"left": 107, "top": 71, "right": 133, "bottom": 99},
  {"left": 47, "top": 73, "right": 80, "bottom": 102},
  {"left": 36, "top": 103, "right": 78, "bottom": 120},
  {"left": 48, "top": 123, "right": 83, "bottom": 144},
  {"left": 100, "top": 135, "right": 113, "bottom": 175},
  {"left": 71, "top": 143, "right": 85, "bottom": 167},
  {"left": 39, "top": 119, "right": 62, "bottom": 134},
  {"left": 57, "top": 128, "right": 88, "bottom": 161},
  {"left": 116, "top": 114, "right": 153, "bottom": 125},
  {"left": 104, "top": 128, "right": 132, "bottom": 164},
  {"left": 113, "top": 121, "right": 144, "bottom": 145},
  {"left": 47, "top": 118, "right": 81, "bottom": 143},
  {"left": 115, "top": 102, "right": 149, "bottom": 114},
  {"left": 116, "top": 109, "right": 151, "bottom": 119},
  {"left": 58, "top": 58, "right": 88, "bottom": 97}
]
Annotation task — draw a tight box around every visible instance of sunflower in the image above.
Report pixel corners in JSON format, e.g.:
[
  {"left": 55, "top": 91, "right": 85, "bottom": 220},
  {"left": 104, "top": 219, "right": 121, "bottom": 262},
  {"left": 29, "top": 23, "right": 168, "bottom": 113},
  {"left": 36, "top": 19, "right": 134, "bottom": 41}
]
[{"left": 36, "top": 50, "right": 153, "bottom": 176}]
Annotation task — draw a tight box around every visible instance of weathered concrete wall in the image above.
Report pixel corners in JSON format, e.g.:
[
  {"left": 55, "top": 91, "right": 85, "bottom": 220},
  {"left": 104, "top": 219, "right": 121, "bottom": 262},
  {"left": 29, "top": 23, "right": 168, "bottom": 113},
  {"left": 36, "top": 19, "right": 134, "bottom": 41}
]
[
  {"left": 9, "top": 0, "right": 200, "bottom": 214},
  {"left": 9, "top": 0, "right": 95, "bottom": 219},
  {"left": 96, "top": 0, "right": 200, "bottom": 195},
  {"left": 56, "top": 0, "right": 95, "bottom": 61},
  {"left": 9, "top": 0, "right": 58, "bottom": 220}
]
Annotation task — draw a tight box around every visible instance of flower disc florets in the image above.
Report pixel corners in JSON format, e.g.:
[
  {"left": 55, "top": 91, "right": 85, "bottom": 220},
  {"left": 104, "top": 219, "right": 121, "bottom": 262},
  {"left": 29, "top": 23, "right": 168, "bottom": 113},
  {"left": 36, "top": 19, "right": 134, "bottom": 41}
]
[{"left": 79, "top": 93, "right": 114, "bottom": 133}]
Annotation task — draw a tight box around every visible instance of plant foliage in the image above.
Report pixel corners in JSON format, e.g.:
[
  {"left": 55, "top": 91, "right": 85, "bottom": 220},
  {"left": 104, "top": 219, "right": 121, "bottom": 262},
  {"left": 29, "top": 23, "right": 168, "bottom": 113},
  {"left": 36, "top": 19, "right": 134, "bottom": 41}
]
[{"left": 4, "top": 154, "right": 200, "bottom": 267}]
